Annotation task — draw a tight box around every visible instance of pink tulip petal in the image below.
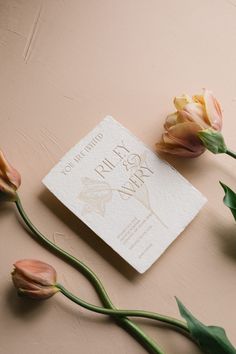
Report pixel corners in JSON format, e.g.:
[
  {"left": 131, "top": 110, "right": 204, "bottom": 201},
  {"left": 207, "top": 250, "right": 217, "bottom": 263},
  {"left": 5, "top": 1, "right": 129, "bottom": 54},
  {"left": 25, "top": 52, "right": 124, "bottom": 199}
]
[
  {"left": 156, "top": 121, "right": 205, "bottom": 158},
  {"left": 203, "top": 89, "right": 222, "bottom": 131},
  {"left": 19, "top": 287, "right": 59, "bottom": 300},
  {"left": 164, "top": 113, "right": 178, "bottom": 129},
  {"left": 0, "top": 151, "right": 21, "bottom": 189},
  {"left": 164, "top": 111, "right": 194, "bottom": 130},
  {"left": 177, "top": 110, "right": 203, "bottom": 125},
  {"left": 156, "top": 142, "right": 205, "bottom": 157},
  {"left": 0, "top": 177, "right": 16, "bottom": 201},
  {"left": 166, "top": 122, "right": 204, "bottom": 149},
  {"left": 14, "top": 260, "right": 57, "bottom": 287},
  {"left": 12, "top": 271, "right": 40, "bottom": 291},
  {"left": 183, "top": 103, "right": 209, "bottom": 129}
]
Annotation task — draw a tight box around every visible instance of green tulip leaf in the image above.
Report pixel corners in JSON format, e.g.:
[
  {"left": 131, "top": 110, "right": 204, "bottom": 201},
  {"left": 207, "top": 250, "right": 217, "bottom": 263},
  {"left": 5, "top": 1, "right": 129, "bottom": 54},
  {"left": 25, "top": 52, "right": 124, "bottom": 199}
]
[
  {"left": 176, "top": 298, "right": 236, "bottom": 354},
  {"left": 219, "top": 182, "right": 236, "bottom": 221}
]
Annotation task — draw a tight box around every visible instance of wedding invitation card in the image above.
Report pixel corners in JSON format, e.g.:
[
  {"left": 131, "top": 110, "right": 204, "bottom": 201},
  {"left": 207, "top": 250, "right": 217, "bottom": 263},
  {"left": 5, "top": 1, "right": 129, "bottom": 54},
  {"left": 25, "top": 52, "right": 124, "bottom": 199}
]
[{"left": 43, "top": 117, "right": 206, "bottom": 273}]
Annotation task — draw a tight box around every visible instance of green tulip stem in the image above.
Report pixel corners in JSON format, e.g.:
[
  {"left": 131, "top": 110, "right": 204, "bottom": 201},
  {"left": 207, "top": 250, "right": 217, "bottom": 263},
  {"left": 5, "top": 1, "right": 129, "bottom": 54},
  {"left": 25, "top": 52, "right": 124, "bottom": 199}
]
[
  {"left": 14, "top": 195, "right": 164, "bottom": 354},
  {"left": 226, "top": 149, "right": 236, "bottom": 159},
  {"left": 57, "top": 283, "right": 168, "bottom": 354},
  {"left": 55, "top": 284, "right": 168, "bottom": 354},
  {"left": 56, "top": 283, "right": 188, "bottom": 332}
]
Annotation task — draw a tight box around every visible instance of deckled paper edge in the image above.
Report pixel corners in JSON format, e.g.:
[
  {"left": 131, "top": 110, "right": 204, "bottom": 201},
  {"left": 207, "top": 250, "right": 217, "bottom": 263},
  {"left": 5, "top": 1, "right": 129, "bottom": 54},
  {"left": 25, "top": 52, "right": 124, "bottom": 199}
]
[{"left": 42, "top": 115, "right": 207, "bottom": 273}]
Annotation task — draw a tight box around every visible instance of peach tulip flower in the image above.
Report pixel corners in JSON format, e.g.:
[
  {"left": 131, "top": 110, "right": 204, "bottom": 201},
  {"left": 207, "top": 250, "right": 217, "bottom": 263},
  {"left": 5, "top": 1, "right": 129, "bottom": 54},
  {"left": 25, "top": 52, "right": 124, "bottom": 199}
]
[
  {"left": 0, "top": 151, "right": 21, "bottom": 201},
  {"left": 12, "top": 259, "right": 59, "bottom": 300},
  {"left": 156, "top": 89, "right": 223, "bottom": 157}
]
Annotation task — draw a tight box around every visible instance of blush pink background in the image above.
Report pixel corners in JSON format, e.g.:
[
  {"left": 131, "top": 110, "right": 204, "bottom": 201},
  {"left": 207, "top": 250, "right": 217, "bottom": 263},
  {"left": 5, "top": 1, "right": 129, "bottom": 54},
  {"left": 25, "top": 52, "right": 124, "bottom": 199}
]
[{"left": 0, "top": 1, "right": 235, "bottom": 353}]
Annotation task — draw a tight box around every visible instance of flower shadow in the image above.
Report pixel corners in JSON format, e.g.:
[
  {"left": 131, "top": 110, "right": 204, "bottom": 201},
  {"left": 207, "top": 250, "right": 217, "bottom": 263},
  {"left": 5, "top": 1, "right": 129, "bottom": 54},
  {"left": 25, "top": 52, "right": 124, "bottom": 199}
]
[
  {"left": 38, "top": 189, "right": 138, "bottom": 281},
  {"left": 0, "top": 202, "right": 14, "bottom": 219},
  {"left": 5, "top": 285, "right": 50, "bottom": 320},
  {"left": 158, "top": 151, "right": 236, "bottom": 182},
  {"left": 212, "top": 221, "right": 236, "bottom": 260}
]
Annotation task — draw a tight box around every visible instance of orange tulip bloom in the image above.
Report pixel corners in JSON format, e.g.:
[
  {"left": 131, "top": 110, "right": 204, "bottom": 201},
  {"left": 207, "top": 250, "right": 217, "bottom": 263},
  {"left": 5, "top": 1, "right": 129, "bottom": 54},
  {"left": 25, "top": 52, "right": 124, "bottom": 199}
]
[{"left": 156, "top": 89, "right": 223, "bottom": 157}]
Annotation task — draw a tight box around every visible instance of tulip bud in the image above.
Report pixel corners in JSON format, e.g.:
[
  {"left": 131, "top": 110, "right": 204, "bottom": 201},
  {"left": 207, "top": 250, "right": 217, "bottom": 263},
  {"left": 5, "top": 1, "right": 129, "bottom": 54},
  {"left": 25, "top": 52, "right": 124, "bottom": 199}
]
[
  {"left": 0, "top": 151, "right": 21, "bottom": 202},
  {"left": 12, "top": 259, "right": 59, "bottom": 300}
]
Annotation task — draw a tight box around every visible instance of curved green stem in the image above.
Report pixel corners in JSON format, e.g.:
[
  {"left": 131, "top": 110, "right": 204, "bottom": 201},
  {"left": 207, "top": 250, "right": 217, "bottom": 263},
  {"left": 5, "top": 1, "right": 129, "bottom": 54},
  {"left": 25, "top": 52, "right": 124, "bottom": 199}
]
[
  {"left": 226, "top": 149, "right": 236, "bottom": 159},
  {"left": 14, "top": 196, "right": 164, "bottom": 354},
  {"left": 57, "top": 283, "right": 188, "bottom": 332},
  {"left": 57, "top": 283, "right": 165, "bottom": 354},
  {"left": 15, "top": 196, "right": 111, "bottom": 305}
]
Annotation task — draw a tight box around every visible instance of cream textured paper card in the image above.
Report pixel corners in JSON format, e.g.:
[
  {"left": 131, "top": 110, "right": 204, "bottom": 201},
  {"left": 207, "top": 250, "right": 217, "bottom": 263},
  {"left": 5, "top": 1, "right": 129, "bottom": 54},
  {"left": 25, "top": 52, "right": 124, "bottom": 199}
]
[{"left": 43, "top": 117, "right": 206, "bottom": 273}]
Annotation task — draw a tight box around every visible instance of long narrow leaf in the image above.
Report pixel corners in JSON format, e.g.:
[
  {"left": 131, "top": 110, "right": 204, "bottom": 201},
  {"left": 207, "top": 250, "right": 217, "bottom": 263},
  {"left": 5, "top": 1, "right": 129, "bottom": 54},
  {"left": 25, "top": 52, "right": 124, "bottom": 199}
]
[
  {"left": 176, "top": 298, "right": 236, "bottom": 354},
  {"left": 220, "top": 182, "right": 236, "bottom": 221}
]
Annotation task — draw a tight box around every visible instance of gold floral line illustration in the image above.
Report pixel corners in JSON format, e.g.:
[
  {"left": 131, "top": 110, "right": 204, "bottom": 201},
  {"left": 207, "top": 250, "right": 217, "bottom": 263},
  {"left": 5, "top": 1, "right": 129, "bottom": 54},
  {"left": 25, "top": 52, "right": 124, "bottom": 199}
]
[{"left": 78, "top": 177, "right": 168, "bottom": 229}]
